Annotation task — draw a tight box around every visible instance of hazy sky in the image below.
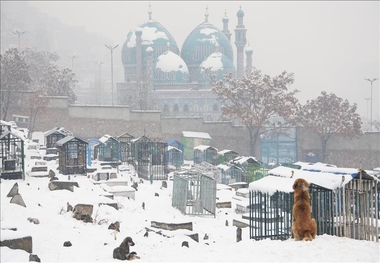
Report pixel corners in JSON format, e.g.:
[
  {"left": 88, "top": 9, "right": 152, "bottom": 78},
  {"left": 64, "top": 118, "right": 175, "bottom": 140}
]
[{"left": 29, "top": 1, "right": 380, "bottom": 121}]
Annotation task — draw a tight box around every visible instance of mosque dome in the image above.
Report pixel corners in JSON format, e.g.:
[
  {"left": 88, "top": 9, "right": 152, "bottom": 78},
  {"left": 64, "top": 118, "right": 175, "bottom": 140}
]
[
  {"left": 154, "top": 50, "right": 190, "bottom": 86},
  {"left": 180, "top": 22, "right": 234, "bottom": 71},
  {"left": 121, "top": 20, "right": 179, "bottom": 68},
  {"left": 197, "top": 50, "right": 236, "bottom": 84}
]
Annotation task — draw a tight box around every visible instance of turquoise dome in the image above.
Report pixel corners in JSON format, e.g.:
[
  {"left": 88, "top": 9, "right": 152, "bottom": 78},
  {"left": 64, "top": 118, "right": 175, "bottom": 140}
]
[
  {"left": 197, "top": 51, "right": 236, "bottom": 84},
  {"left": 154, "top": 50, "right": 190, "bottom": 86},
  {"left": 237, "top": 8, "right": 244, "bottom": 18},
  {"left": 245, "top": 45, "right": 253, "bottom": 55},
  {"left": 180, "top": 22, "right": 234, "bottom": 70},
  {"left": 121, "top": 20, "right": 179, "bottom": 67}
]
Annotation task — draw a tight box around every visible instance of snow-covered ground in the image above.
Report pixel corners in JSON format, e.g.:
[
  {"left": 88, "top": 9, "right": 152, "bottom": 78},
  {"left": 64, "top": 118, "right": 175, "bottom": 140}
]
[{"left": 1, "top": 150, "right": 379, "bottom": 262}]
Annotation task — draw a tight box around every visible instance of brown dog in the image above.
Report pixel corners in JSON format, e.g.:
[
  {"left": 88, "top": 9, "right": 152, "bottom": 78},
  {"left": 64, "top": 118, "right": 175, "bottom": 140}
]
[{"left": 292, "top": 178, "right": 317, "bottom": 241}]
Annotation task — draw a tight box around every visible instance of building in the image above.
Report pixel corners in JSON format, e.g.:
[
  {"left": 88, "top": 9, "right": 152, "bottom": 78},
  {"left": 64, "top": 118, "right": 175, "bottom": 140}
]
[{"left": 117, "top": 6, "right": 251, "bottom": 121}]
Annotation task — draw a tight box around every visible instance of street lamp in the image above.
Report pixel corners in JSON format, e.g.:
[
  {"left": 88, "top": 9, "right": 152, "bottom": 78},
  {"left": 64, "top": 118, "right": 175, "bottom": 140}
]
[
  {"left": 364, "top": 98, "right": 370, "bottom": 120},
  {"left": 92, "top": 60, "right": 103, "bottom": 104},
  {"left": 13, "top": 30, "right": 25, "bottom": 49},
  {"left": 105, "top": 44, "right": 119, "bottom": 106},
  {"left": 68, "top": 55, "right": 78, "bottom": 70},
  {"left": 364, "top": 78, "right": 379, "bottom": 131}
]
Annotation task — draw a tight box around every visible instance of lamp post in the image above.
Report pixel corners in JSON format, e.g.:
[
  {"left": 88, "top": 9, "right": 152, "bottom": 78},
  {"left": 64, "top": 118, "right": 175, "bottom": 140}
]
[
  {"left": 104, "top": 44, "right": 119, "bottom": 106},
  {"left": 364, "top": 78, "right": 378, "bottom": 131},
  {"left": 13, "top": 30, "right": 25, "bottom": 49},
  {"left": 364, "top": 97, "right": 370, "bottom": 119},
  {"left": 92, "top": 60, "right": 103, "bottom": 105},
  {"left": 68, "top": 55, "right": 78, "bottom": 70}
]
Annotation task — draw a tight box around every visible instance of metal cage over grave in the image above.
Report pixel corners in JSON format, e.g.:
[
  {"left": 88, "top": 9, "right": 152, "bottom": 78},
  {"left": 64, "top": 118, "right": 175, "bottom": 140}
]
[
  {"left": 56, "top": 136, "right": 88, "bottom": 175},
  {"left": 217, "top": 164, "right": 243, "bottom": 185},
  {"left": 0, "top": 122, "right": 25, "bottom": 179},
  {"left": 94, "top": 135, "right": 120, "bottom": 163},
  {"left": 45, "top": 127, "right": 71, "bottom": 149},
  {"left": 249, "top": 177, "right": 379, "bottom": 242},
  {"left": 249, "top": 190, "right": 294, "bottom": 240},
  {"left": 165, "top": 146, "right": 182, "bottom": 170},
  {"left": 172, "top": 171, "right": 217, "bottom": 216},
  {"left": 131, "top": 135, "right": 167, "bottom": 180},
  {"left": 194, "top": 145, "right": 218, "bottom": 165},
  {"left": 117, "top": 132, "right": 135, "bottom": 164}
]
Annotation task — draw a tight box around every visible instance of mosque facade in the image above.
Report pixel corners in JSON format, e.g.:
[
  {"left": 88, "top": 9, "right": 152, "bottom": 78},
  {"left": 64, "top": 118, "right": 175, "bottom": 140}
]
[{"left": 116, "top": 6, "right": 253, "bottom": 121}]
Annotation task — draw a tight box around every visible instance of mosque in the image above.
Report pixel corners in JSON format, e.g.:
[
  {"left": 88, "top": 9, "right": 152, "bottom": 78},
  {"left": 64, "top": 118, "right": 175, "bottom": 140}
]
[{"left": 116, "top": 5, "right": 253, "bottom": 121}]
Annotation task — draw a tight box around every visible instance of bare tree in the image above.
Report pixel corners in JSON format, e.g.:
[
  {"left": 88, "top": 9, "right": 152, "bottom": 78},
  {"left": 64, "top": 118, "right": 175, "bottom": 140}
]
[
  {"left": 299, "top": 91, "right": 362, "bottom": 162},
  {"left": 27, "top": 90, "right": 49, "bottom": 133},
  {"left": 210, "top": 67, "right": 300, "bottom": 155}
]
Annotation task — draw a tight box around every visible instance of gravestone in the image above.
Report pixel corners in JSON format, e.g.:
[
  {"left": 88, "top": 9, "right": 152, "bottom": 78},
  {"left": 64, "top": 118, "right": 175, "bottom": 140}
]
[
  {"left": 10, "top": 193, "right": 26, "bottom": 207},
  {"left": 7, "top": 183, "right": 18, "bottom": 197}
]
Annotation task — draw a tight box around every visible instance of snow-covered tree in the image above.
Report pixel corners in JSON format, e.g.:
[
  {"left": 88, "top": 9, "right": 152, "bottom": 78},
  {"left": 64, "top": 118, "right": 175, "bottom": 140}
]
[
  {"left": 0, "top": 48, "right": 31, "bottom": 120},
  {"left": 210, "top": 67, "right": 300, "bottom": 155},
  {"left": 298, "top": 91, "right": 362, "bottom": 162},
  {"left": 21, "top": 48, "right": 60, "bottom": 132},
  {"left": 40, "top": 66, "right": 77, "bottom": 103}
]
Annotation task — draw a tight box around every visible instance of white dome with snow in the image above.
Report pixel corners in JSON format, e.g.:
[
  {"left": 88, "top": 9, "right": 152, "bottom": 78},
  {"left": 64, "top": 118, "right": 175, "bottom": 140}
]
[
  {"left": 197, "top": 51, "right": 236, "bottom": 84},
  {"left": 154, "top": 50, "right": 190, "bottom": 86}
]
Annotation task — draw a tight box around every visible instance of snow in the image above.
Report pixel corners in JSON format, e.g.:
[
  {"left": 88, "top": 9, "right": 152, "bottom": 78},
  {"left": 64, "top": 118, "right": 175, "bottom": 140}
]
[
  {"left": 1, "top": 151, "right": 379, "bottom": 262},
  {"left": 127, "top": 26, "right": 169, "bottom": 48},
  {"left": 200, "top": 28, "right": 218, "bottom": 36},
  {"left": 200, "top": 52, "right": 224, "bottom": 72},
  {"left": 155, "top": 51, "right": 189, "bottom": 73},
  {"left": 194, "top": 145, "right": 216, "bottom": 151},
  {"left": 182, "top": 131, "right": 211, "bottom": 139}
]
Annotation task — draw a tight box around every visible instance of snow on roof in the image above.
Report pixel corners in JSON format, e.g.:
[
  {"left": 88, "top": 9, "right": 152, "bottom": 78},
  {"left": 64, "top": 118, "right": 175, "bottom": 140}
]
[
  {"left": 182, "top": 131, "right": 211, "bottom": 139},
  {"left": 198, "top": 32, "right": 217, "bottom": 44},
  {"left": 294, "top": 162, "right": 360, "bottom": 176},
  {"left": 218, "top": 149, "right": 237, "bottom": 155},
  {"left": 194, "top": 145, "right": 216, "bottom": 151},
  {"left": 99, "top": 134, "right": 114, "bottom": 143},
  {"left": 200, "top": 28, "right": 218, "bottom": 36},
  {"left": 155, "top": 51, "right": 189, "bottom": 73},
  {"left": 0, "top": 129, "right": 24, "bottom": 141},
  {"left": 217, "top": 164, "right": 242, "bottom": 171},
  {"left": 232, "top": 156, "right": 260, "bottom": 165},
  {"left": 200, "top": 52, "right": 223, "bottom": 72},
  {"left": 249, "top": 176, "right": 294, "bottom": 195},
  {"left": 253, "top": 166, "right": 354, "bottom": 195},
  {"left": 167, "top": 145, "right": 182, "bottom": 152},
  {"left": 0, "top": 120, "right": 12, "bottom": 127},
  {"left": 216, "top": 164, "right": 230, "bottom": 171},
  {"left": 127, "top": 26, "right": 169, "bottom": 48}
]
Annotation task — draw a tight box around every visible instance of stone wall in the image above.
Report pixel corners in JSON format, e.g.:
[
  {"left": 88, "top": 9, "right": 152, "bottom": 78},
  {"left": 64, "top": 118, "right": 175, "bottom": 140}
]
[{"left": 7, "top": 96, "right": 380, "bottom": 169}]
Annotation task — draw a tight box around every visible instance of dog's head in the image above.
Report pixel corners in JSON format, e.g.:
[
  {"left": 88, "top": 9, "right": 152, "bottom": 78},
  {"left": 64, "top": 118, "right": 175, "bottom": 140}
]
[
  {"left": 125, "top": 237, "right": 135, "bottom": 246},
  {"left": 293, "top": 178, "right": 309, "bottom": 192}
]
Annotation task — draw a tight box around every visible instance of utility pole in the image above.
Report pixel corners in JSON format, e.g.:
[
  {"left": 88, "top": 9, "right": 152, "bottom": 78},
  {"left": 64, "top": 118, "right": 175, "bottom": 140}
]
[
  {"left": 364, "top": 78, "right": 378, "bottom": 131},
  {"left": 105, "top": 44, "right": 119, "bottom": 106},
  {"left": 68, "top": 55, "right": 78, "bottom": 70},
  {"left": 13, "top": 30, "right": 25, "bottom": 49}
]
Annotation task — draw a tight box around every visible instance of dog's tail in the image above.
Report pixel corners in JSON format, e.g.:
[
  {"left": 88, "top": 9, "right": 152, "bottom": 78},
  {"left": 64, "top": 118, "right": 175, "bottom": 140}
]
[{"left": 302, "top": 230, "right": 314, "bottom": 241}]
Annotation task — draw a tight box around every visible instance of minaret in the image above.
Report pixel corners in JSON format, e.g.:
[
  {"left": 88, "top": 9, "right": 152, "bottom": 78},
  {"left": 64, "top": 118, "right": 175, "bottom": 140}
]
[
  {"left": 135, "top": 28, "right": 142, "bottom": 82},
  {"left": 222, "top": 11, "right": 231, "bottom": 41},
  {"left": 146, "top": 46, "right": 154, "bottom": 91},
  {"left": 245, "top": 42, "right": 253, "bottom": 76},
  {"left": 234, "top": 6, "right": 247, "bottom": 78}
]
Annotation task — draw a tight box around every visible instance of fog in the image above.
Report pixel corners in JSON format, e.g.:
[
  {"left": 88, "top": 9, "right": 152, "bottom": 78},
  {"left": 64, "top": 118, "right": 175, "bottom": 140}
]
[{"left": 4, "top": 1, "right": 380, "bottom": 121}]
